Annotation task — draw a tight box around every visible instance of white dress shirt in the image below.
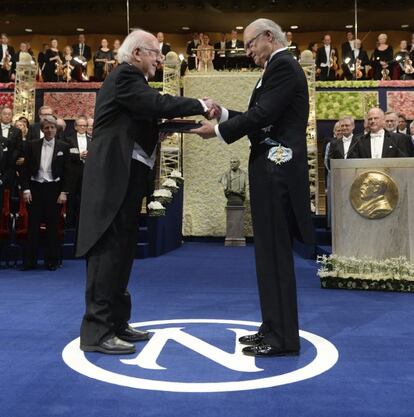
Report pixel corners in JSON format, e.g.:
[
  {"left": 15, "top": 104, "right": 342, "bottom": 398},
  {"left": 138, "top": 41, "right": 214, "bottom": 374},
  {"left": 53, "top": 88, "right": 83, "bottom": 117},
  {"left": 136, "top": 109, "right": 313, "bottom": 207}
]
[
  {"left": 353, "top": 49, "right": 360, "bottom": 59},
  {"left": 1, "top": 44, "right": 7, "bottom": 63},
  {"left": 77, "top": 133, "right": 88, "bottom": 154},
  {"left": 342, "top": 134, "right": 353, "bottom": 158},
  {"left": 321, "top": 45, "right": 331, "bottom": 67},
  {"left": 32, "top": 138, "right": 59, "bottom": 183},
  {"left": 370, "top": 129, "right": 385, "bottom": 159},
  {"left": 1, "top": 123, "right": 10, "bottom": 138},
  {"left": 79, "top": 43, "right": 84, "bottom": 57}
]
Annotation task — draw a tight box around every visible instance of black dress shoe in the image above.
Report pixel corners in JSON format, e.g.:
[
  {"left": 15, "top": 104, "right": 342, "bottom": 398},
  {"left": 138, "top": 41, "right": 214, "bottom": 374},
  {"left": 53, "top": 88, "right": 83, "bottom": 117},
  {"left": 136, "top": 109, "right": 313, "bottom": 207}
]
[
  {"left": 238, "top": 332, "right": 264, "bottom": 346},
  {"left": 80, "top": 336, "right": 136, "bottom": 355},
  {"left": 117, "top": 325, "right": 150, "bottom": 342},
  {"left": 242, "top": 343, "right": 299, "bottom": 357}
]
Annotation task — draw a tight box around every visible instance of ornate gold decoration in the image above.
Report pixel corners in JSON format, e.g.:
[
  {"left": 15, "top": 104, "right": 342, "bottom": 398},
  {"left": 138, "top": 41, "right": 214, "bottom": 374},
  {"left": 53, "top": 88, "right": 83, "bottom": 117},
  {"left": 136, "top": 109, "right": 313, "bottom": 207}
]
[
  {"left": 350, "top": 171, "right": 398, "bottom": 219},
  {"left": 13, "top": 52, "right": 37, "bottom": 123}
]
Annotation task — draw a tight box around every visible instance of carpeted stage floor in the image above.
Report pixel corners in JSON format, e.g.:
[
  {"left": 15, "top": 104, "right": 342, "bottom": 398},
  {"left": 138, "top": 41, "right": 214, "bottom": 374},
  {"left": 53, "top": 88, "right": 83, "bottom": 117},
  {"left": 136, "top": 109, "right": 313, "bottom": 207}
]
[{"left": 0, "top": 242, "right": 413, "bottom": 417}]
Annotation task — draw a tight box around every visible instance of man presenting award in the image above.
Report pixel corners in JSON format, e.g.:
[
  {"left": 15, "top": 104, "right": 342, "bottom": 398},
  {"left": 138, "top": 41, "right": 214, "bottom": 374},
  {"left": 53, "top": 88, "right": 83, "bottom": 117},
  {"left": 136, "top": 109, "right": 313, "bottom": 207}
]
[
  {"left": 77, "top": 29, "right": 213, "bottom": 355},
  {"left": 192, "top": 18, "right": 314, "bottom": 357}
]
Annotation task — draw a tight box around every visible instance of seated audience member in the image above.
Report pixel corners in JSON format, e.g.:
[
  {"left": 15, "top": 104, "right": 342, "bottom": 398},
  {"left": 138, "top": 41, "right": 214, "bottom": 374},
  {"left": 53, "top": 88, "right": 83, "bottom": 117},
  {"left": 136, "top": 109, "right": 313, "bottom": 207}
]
[
  {"left": 94, "top": 38, "right": 116, "bottom": 81},
  {"left": 328, "top": 116, "right": 359, "bottom": 161},
  {"left": 65, "top": 116, "right": 91, "bottom": 227},
  {"left": 370, "top": 34, "right": 393, "bottom": 80},
  {"left": 397, "top": 114, "right": 408, "bottom": 134},
  {"left": 352, "top": 108, "right": 414, "bottom": 158},
  {"left": 324, "top": 121, "right": 343, "bottom": 172},
  {"left": 316, "top": 34, "right": 338, "bottom": 81},
  {"left": 21, "top": 115, "right": 72, "bottom": 271},
  {"left": 61, "top": 46, "right": 77, "bottom": 82},
  {"left": 342, "top": 39, "right": 370, "bottom": 80}
]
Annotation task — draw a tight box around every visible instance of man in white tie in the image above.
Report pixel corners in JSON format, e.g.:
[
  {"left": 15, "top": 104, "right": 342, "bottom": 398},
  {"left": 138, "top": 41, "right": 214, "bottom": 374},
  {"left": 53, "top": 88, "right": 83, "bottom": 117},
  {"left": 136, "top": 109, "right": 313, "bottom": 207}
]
[
  {"left": 1, "top": 106, "right": 22, "bottom": 170},
  {"left": 21, "top": 115, "right": 72, "bottom": 270},
  {"left": 66, "top": 116, "right": 91, "bottom": 227},
  {"left": 353, "top": 108, "right": 414, "bottom": 158}
]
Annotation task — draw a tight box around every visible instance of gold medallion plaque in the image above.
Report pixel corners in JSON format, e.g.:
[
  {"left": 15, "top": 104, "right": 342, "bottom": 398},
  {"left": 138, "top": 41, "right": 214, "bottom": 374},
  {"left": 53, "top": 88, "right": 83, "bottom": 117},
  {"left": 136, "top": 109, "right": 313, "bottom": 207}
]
[{"left": 350, "top": 171, "right": 399, "bottom": 219}]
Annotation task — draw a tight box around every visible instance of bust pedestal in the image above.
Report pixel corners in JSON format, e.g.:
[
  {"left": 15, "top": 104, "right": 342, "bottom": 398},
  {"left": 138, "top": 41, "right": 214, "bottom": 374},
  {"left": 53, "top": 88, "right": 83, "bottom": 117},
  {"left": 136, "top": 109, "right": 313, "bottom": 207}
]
[{"left": 225, "top": 205, "right": 246, "bottom": 246}]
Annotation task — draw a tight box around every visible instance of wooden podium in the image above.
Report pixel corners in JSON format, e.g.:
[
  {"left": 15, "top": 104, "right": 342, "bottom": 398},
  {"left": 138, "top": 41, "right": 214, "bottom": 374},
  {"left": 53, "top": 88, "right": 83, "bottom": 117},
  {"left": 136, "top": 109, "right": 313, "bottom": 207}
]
[{"left": 331, "top": 158, "right": 414, "bottom": 261}]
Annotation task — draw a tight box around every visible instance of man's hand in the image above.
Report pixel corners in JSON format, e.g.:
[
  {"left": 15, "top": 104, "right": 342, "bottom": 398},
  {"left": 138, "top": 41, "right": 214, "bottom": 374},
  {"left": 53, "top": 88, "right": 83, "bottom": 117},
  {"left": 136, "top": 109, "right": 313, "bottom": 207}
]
[
  {"left": 16, "top": 157, "right": 25, "bottom": 166},
  {"left": 190, "top": 120, "right": 216, "bottom": 139},
  {"left": 23, "top": 191, "right": 32, "bottom": 203},
  {"left": 80, "top": 150, "right": 88, "bottom": 159},
  {"left": 202, "top": 97, "right": 222, "bottom": 120},
  {"left": 57, "top": 192, "right": 67, "bottom": 204}
]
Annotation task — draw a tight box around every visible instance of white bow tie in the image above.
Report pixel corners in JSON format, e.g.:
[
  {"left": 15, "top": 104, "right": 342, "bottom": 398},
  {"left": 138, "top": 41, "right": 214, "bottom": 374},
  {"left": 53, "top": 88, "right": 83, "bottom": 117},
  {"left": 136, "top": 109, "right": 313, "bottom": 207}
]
[{"left": 1, "top": 124, "right": 10, "bottom": 129}]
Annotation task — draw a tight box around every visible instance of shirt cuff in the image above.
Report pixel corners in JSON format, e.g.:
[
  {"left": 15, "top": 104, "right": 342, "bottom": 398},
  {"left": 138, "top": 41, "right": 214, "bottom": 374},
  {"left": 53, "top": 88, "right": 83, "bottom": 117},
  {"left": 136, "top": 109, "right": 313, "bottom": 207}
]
[
  {"left": 198, "top": 99, "right": 208, "bottom": 113},
  {"left": 23, "top": 189, "right": 30, "bottom": 194},
  {"left": 218, "top": 107, "right": 229, "bottom": 123},
  {"left": 214, "top": 124, "right": 226, "bottom": 143}
]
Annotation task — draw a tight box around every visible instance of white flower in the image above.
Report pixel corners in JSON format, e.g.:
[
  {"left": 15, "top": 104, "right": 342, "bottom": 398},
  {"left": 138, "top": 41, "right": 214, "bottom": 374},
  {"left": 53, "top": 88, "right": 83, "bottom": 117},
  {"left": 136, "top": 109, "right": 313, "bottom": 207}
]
[
  {"left": 170, "top": 170, "right": 182, "bottom": 178},
  {"left": 147, "top": 201, "right": 165, "bottom": 210},
  {"left": 162, "top": 178, "right": 178, "bottom": 188},
  {"left": 153, "top": 189, "right": 172, "bottom": 198}
]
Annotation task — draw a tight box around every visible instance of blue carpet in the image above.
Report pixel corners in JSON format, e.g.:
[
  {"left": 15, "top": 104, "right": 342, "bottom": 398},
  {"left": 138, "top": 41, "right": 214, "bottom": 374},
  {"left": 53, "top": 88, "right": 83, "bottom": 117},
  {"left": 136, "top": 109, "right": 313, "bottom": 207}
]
[{"left": 0, "top": 242, "right": 413, "bottom": 417}]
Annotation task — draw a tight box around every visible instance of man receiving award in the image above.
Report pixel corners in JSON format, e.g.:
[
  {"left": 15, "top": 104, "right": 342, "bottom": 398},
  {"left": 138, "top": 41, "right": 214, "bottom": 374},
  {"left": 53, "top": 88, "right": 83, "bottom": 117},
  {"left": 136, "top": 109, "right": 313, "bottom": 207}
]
[
  {"left": 193, "top": 18, "right": 314, "bottom": 357},
  {"left": 76, "top": 29, "right": 214, "bottom": 355}
]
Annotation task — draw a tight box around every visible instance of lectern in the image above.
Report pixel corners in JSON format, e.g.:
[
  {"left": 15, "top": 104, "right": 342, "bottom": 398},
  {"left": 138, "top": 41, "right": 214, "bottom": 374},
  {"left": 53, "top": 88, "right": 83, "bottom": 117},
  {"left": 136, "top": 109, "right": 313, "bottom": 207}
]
[{"left": 331, "top": 158, "right": 414, "bottom": 261}]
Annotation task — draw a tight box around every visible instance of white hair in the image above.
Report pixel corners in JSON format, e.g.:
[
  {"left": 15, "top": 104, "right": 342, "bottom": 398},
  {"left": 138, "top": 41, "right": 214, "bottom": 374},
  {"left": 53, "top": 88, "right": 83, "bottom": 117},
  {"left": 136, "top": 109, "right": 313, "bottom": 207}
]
[
  {"left": 117, "top": 28, "right": 155, "bottom": 64},
  {"left": 246, "top": 18, "right": 288, "bottom": 47}
]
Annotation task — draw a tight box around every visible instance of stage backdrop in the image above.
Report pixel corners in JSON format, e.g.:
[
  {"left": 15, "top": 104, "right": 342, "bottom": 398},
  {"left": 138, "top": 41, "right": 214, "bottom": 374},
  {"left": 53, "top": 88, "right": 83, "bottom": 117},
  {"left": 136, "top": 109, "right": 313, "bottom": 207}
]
[{"left": 182, "top": 72, "right": 259, "bottom": 237}]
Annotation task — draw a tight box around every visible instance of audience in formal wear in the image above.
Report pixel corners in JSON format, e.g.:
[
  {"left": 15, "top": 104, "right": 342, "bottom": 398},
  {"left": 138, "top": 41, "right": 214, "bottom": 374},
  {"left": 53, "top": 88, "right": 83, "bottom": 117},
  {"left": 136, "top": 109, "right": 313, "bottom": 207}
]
[
  {"left": 154, "top": 32, "right": 171, "bottom": 82},
  {"left": 371, "top": 34, "right": 393, "bottom": 80},
  {"left": 186, "top": 32, "right": 200, "bottom": 70},
  {"left": 316, "top": 34, "right": 338, "bottom": 81},
  {"left": 286, "top": 31, "right": 300, "bottom": 59},
  {"left": 93, "top": 38, "right": 115, "bottom": 81},
  {"left": 213, "top": 32, "right": 227, "bottom": 70},
  {"left": 86, "top": 118, "right": 94, "bottom": 137},
  {"left": 43, "top": 38, "right": 64, "bottom": 82},
  {"left": 328, "top": 116, "right": 359, "bottom": 161},
  {"left": 21, "top": 115, "right": 71, "bottom": 271},
  {"left": 352, "top": 108, "right": 414, "bottom": 158},
  {"left": 342, "top": 39, "right": 370, "bottom": 80},
  {"left": 197, "top": 34, "right": 214, "bottom": 72},
  {"left": 65, "top": 116, "right": 91, "bottom": 228},
  {"left": 397, "top": 114, "right": 408, "bottom": 134},
  {"left": 0, "top": 33, "right": 15, "bottom": 83}
]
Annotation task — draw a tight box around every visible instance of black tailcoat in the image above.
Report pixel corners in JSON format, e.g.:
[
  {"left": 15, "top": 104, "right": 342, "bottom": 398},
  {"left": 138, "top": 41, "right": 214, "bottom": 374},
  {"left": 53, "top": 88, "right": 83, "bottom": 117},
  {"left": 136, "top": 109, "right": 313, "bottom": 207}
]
[
  {"left": 218, "top": 50, "right": 314, "bottom": 350},
  {"left": 76, "top": 62, "right": 205, "bottom": 257}
]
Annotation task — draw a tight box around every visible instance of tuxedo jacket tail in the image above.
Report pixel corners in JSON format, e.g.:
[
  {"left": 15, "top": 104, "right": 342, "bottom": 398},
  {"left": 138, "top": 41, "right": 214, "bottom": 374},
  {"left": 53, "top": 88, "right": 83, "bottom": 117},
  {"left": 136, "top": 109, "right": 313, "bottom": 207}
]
[{"left": 76, "top": 63, "right": 205, "bottom": 257}]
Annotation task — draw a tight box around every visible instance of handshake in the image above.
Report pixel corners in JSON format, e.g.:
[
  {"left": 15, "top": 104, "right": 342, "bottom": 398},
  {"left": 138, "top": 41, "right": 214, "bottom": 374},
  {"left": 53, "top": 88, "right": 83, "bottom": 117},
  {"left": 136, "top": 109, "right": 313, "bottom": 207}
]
[{"left": 191, "top": 97, "right": 223, "bottom": 139}]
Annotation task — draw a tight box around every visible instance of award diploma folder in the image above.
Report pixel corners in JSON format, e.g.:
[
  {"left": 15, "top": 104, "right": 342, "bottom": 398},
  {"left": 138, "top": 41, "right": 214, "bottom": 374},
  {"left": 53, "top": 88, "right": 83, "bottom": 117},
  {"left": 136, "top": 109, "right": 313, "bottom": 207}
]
[{"left": 158, "top": 119, "right": 202, "bottom": 133}]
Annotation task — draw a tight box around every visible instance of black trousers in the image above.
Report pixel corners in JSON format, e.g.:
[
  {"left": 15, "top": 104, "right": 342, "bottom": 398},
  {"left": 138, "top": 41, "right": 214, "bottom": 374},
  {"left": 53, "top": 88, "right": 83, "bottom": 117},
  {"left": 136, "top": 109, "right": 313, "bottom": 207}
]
[
  {"left": 248, "top": 151, "right": 300, "bottom": 351},
  {"left": 318, "top": 67, "right": 336, "bottom": 81},
  {"left": 80, "top": 160, "right": 150, "bottom": 346},
  {"left": 24, "top": 181, "right": 61, "bottom": 267}
]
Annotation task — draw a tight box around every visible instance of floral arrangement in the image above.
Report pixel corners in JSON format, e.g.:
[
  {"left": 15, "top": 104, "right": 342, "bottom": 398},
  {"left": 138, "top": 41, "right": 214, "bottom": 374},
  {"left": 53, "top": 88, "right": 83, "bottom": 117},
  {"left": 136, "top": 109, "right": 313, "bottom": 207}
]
[
  {"left": 147, "top": 201, "right": 166, "bottom": 217},
  {"left": 317, "top": 254, "right": 414, "bottom": 292},
  {"left": 152, "top": 189, "right": 173, "bottom": 205},
  {"left": 169, "top": 170, "right": 184, "bottom": 185},
  {"left": 162, "top": 178, "right": 179, "bottom": 193}
]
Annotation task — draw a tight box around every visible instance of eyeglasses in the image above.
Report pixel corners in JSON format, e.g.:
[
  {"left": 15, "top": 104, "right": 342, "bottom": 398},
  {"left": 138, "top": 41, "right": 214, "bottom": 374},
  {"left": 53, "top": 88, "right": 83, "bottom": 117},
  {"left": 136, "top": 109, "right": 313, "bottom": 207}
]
[
  {"left": 244, "top": 31, "right": 267, "bottom": 51},
  {"left": 140, "top": 47, "right": 165, "bottom": 60}
]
